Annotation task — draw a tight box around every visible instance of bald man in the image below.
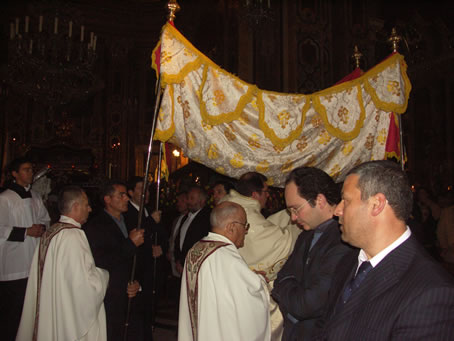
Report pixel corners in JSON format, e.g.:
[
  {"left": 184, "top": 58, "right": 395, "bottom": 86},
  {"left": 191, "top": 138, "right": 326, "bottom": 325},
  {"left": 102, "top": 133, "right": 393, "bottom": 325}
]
[
  {"left": 178, "top": 202, "right": 270, "bottom": 341},
  {"left": 17, "top": 186, "right": 109, "bottom": 340}
]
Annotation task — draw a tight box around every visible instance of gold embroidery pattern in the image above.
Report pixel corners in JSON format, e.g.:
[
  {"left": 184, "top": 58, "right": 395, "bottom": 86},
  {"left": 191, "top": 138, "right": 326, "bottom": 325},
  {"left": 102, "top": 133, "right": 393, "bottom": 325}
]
[
  {"left": 377, "top": 128, "right": 387, "bottom": 145},
  {"left": 224, "top": 128, "right": 236, "bottom": 141},
  {"left": 187, "top": 132, "right": 195, "bottom": 149},
  {"left": 311, "top": 115, "right": 323, "bottom": 128},
  {"left": 278, "top": 111, "right": 291, "bottom": 129},
  {"left": 387, "top": 80, "right": 401, "bottom": 96},
  {"left": 256, "top": 160, "right": 269, "bottom": 173},
  {"left": 177, "top": 96, "right": 191, "bottom": 119},
  {"left": 214, "top": 89, "right": 225, "bottom": 106},
  {"left": 329, "top": 164, "right": 341, "bottom": 179},
  {"left": 281, "top": 160, "right": 293, "bottom": 173},
  {"left": 216, "top": 167, "right": 225, "bottom": 174},
  {"left": 297, "top": 136, "right": 308, "bottom": 152},
  {"left": 318, "top": 130, "right": 331, "bottom": 145},
  {"left": 337, "top": 106, "right": 349, "bottom": 125},
  {"left": 248, "top": 134, "right": 261, "bottom": 150},
  {"left": 230, "top": 153, "right": 244, "bottom": 168},
  {"left": 365, "top": 133, "right": 374, "bottom": 150},
  {"left": 342, "top": 142, "right": 353, "bottom": 155},
  {"left": 201, "top": 121, "right": 213, "bottom": 131},
  {"left": 207, "top": 144, "right": 219, "bottom": 159}
]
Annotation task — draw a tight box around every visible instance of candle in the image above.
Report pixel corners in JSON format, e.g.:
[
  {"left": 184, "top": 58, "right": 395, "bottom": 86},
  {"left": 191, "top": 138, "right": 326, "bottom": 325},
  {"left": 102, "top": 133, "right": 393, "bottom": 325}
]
[
  {"left": 15, "top": 18, "right": 19, "bottom": 35},
  {"left": 80, "top": 25, "right": 84, "bottom": 42},
  {"left": 54, "top": 17, "right": 58, "bottom": 34},
  {"left": 25, "top": 16, "right": 29, "bottom": 33},
  {"left": 29, "top": 39, "right": 33, "bottom": 54},
  {"left": 10, "top": 23, "right": 14, "bottom": 40},
  {"left": 68, "top": 21, "right": 72, "bottom": 38},
  {"left": 90, "top": 32, "right": 94, "bottom": 46},
  {"left": 93, "top": 35, "right": 97, "bottom": 51},
  {"left": 39, "top": 16, "right": 43, "bottom": 32}
]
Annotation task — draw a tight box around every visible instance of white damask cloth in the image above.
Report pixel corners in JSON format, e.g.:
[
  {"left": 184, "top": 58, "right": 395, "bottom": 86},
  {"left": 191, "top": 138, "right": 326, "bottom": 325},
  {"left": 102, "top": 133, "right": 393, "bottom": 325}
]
[{"left": 152, "top": 23, "right": 411, "bottom": 186}]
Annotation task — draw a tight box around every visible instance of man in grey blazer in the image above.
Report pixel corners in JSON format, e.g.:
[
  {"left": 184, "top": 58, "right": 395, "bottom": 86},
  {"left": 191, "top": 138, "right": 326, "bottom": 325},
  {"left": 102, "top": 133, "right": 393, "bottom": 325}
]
[{"left": 314, "top": 160, "right": 454, "bottom": 340}]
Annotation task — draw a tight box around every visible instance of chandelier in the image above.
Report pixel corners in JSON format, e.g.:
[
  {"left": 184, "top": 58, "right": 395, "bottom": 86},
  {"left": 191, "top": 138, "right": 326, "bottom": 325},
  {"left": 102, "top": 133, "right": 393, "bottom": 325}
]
[
  {"left": 239, "top": 0, "right": 274, "bottom": 31},
  {"left": 4, "top": 2, "right": 103, "bottom": 106}
]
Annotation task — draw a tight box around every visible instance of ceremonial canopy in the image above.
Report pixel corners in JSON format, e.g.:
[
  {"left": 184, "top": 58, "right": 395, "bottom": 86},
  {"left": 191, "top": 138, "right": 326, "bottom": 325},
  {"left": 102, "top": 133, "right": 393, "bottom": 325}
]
[{"left": 152, "top": 23, "right": 411, "bottom": 187}]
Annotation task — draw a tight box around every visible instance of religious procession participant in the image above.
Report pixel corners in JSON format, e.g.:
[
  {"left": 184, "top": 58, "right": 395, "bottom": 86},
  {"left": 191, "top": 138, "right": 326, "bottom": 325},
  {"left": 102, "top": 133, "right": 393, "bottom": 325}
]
[
  {"left": 16, "top": 186, "right": 109, "bottom": 341},
  {"left": 179, "top": 201, "right": 270, "bottom": 341},
  {"left": 0, "top": 157, "right": 50, "bottom": 341},
  {"left": 220, "top": 171, "right": 301, "bottom": 339}
]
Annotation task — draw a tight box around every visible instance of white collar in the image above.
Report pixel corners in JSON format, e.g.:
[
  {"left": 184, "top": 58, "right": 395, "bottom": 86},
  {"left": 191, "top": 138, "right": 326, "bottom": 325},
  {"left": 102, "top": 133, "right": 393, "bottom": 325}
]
[{"left": 59, "top": 215, "right": 81, "bottom": 228}]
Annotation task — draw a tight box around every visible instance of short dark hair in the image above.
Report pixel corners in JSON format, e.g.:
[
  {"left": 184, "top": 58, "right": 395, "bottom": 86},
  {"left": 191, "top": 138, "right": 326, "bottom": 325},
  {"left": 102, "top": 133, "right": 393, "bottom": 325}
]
[
  {"left": 347, "top": 160, "right": 413, "bottom": 222},
  {"left": 58, "top": 186, "right": 85, "bottom": 215},
  {"left": 127, "top": 176, "right": 145, "bottom": 192},
  {"left": 213, "top": 180, "right": 235, "bottom": 194},
  {"left": 235, "top": 172, "right": 267, "bottom": 197},
  {"left": 8, "top": 157, "right": 32, "bottom": 174},
  {"left": 286, "top": 167, "right": 340, "bottom": 206},
  {"left": 100, "top": 180, "right": 126, "bottom": 205}
]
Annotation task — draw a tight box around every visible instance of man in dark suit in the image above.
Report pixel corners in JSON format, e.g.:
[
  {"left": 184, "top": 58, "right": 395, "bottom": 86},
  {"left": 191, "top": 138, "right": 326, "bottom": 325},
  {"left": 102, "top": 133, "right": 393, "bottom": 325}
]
[
  {"left": 123, "top": 176, "right": 168, "bottom": 340},
  {"left": 314, "top": 160, "right": 454, "bottom": 340},
  {"left": 173, "top": 185, "right": 211, "bottom": 275},
  {"left": 271, "top": 167, "right": 354, "bottom": 341},
  {"left": 84, "top": 180, "right": 145, "bottom": 341}
]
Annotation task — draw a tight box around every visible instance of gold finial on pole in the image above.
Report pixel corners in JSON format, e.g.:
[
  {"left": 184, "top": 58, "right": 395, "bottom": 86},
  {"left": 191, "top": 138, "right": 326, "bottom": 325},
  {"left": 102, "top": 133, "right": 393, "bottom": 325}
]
[
  {"left": 167, "top": 0, "right": 180, "bottom": 22},
  {"left": 388, "top": 27, "right": 401, "bottom": 53},
  {"left": 352, "top": 45, "right": 363, "bottom": 69}
]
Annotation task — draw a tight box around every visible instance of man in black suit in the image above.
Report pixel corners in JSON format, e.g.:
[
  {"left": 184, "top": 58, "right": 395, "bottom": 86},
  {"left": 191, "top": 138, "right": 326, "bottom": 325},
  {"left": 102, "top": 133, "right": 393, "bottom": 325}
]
[
  {"left": 84, "top": 180, "right": 145, "bottom": 341},
  {"left": 271, "top": 167, "right": 354, "bottom": 341},
  {"left": 173, "top": 185, "right": 211, "bottom": 275},
  {"left": 123, "top": 176, "right": 168, "bottom": 340},
  {"left": 315, "top": 160, "right": 454, "bottom": 340}
]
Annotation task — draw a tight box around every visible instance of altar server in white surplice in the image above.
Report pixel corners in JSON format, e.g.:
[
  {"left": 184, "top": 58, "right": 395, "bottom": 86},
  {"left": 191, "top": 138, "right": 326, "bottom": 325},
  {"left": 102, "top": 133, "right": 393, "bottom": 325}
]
[
  {"left": 179, "top": 201, "right": 270, "bottom": 341},
  {"left": 17, "top": 186, "right": 109, "bottom": 341}
]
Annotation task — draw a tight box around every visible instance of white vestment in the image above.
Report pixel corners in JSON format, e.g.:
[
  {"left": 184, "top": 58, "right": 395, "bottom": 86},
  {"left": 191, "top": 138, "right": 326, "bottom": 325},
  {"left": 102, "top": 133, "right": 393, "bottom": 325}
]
[
  {"left": 179, "top": 232, "right": 270, "bottom": 341},
  {"left": 16, "top": 217, "right": 109, "bottom": 341},
  {"left": 220, "top": 190, "right": 301, "bottom": 340},
  {"left": 0, "top": 188, "right": 50, "bottom": 281}
]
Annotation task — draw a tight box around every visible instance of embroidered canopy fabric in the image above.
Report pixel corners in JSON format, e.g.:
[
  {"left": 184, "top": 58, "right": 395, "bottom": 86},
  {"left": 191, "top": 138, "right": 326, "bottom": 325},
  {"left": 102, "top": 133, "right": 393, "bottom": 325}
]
[{"left": 152, "top": 23, "right": 411, "bottom": 187}]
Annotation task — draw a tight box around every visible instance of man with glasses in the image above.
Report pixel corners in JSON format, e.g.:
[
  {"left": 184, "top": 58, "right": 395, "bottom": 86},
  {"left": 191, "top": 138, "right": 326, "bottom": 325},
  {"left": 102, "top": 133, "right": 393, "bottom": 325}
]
[
  {"left": 179, "top": 201, "right": 270, "bottom": 341},
  {"left": 84, "top": 180, "right": 145, "bottom": 341},
  {"left": 221, "top": 171, "right": 300, "bottom": 340},
  {"left": 271, "top": 167, "right": 353, "bottom": 341}
]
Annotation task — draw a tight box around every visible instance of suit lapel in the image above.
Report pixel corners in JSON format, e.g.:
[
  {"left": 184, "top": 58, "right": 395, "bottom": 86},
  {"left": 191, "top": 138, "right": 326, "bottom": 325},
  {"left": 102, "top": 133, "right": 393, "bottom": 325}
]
[{"left": 328, "top": 237, "right": 416, "bottom": 327}]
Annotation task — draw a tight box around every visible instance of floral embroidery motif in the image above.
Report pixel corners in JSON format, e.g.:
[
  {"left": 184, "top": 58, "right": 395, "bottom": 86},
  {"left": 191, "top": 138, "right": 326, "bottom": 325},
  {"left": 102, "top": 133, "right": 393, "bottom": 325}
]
[
  {"left": 365, "top": 133, "right": 374, "bottom": 150},
  {"left": 248, "top": 134, "right": 261, "bottom": 150},
  {"left": 230, "top": 153, "right": 244, "bottom": 168},
  {"left": 207, "top": 144, "right": 219, "bottom": 159},
  {"left": 318, "top": 130, "right": 331, "bottom": 145},
  {"left": 377, "top": 128, "right": 387, "bottom": 145},
  {"left": 337, "top": 106, "right": 349, "bottom": 124},
  {"left": 281, "top": 160, "right": 293, "bottom": 173},
  {"left": 387, "top": 80, "right": 401, "bottom": 96},
  {"left": 311, "top": 115, "right": 323, "bottom": 128},
  {"left": 177, "top": 96, "right": 191, "bottom": 119},
  {"left": 342, "top": 142, "right": 353, "bottom": 155},
  {"left": 214, "top": 90, "right": 225, "bottom": 106},
  {"left": 201, "top": 120, "right": 213, "bottom": 131},
  {"left": 256, "top": 160, "right": 269, "bottom": 173},
  {"left": 297, "top": 136, "right": 308, "bottom": 152},
  {"left": 278, "top": 111, "right": 290, "bottom": 129},
  {"left": 224, "top": 128, "right": 236, "bottom": 141},
  {"left": 329, "top": 164, "right": 341, "bottom": 179}
]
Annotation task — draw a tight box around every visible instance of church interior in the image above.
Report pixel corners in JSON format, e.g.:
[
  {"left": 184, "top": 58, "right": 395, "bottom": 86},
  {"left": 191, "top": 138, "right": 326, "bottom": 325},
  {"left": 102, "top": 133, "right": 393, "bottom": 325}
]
[{"left": 1, "top": 1, "right": 454, "bottom": 338}]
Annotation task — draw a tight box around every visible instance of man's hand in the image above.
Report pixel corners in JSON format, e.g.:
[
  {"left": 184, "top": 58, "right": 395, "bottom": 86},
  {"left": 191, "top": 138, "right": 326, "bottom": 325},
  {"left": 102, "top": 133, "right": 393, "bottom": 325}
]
[
  {"left": 151, "top": 210, "right": 162, "bottom": 224},
  {"left": 127, "top": 280, "right": 140, "bottom": 298},
  {"left": 176, "top": 261, "right": 184, "bottom": 274},
  {"left": 254, "top": 270, "right": 270, "bottom": 283},
  {"left": 26, "top": 224, "right": 45, "bottom": 238},
  {"left": 129, "top": 228, "right": 144, "bottom": 247},
  {"left": 152, "top": 245, "right": 163, "bottom": 258}
]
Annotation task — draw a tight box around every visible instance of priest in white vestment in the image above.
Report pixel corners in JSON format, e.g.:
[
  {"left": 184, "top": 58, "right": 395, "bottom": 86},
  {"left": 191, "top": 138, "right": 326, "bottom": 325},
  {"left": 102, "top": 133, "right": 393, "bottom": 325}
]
[
  {"left": 220, "top": 172, "right": 301, "bottom": 339},
  {"left": 17, "top": 186, "right": 109, "bottom": 341},
  {"left": 179, "top": 201, "right": 270, "bottom": 341}
]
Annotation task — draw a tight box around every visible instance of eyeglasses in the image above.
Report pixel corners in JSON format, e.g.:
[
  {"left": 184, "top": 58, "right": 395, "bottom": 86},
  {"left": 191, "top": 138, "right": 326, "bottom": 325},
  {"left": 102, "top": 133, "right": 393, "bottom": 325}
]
[
  {"left": 232, "top": 221, "right": 250, "bottom": 231},
  {"left": 287, "top": 201, "right": 308, "bottom": 215}
]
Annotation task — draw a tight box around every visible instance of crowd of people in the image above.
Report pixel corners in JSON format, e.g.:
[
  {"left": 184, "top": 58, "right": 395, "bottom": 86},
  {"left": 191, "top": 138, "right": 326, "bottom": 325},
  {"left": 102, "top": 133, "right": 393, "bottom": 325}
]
[{"left": 0, "top": 156, "right": 453, "bottom": 341}]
